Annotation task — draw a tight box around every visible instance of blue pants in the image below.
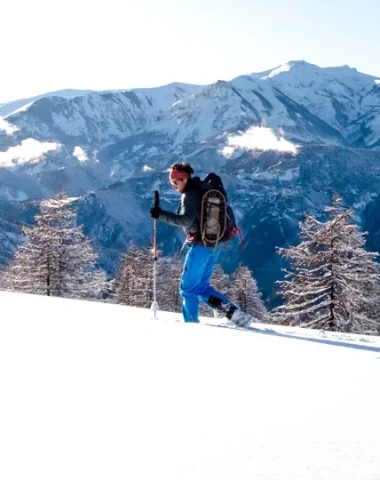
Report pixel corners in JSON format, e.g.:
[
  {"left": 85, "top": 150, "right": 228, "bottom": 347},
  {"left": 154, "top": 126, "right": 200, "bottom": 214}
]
[{"left": 180, "top": 244, "right": 232, "bottom": 322}]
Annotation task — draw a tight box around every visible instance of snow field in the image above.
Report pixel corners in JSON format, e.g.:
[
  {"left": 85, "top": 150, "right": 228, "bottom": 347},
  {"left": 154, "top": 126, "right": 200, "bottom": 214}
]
[{"left": 1, "top": 291, "right": 380, "bottom": 479}]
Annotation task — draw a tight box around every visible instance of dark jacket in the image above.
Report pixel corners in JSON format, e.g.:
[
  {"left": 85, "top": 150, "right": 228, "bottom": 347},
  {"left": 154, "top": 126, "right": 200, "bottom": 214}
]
[{"left": 158, "top": 176, "right": 202, "bottom": 239}]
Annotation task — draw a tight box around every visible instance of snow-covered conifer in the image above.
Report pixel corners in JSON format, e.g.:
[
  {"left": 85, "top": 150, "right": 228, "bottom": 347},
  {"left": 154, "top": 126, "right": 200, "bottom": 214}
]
[
  {"left": 0, "top": 264, "right": 7, "bottom": 290},
  {"left": 275, "top": 194, "right": 380, "bottom": 334},
  {"left": 212, "top": 264, "right": 231, "bottom": 298},
  {"left": 273, "top": 214, "right": 324, "bottom": 326},
  {"left": 230, "top": 263, "right": 267, "bottom": 321},
  {"left": 4, "top": 190, "right": 106, "bottom": 299},
  {"left": 114, "top": 243, "right": 153, "bottom": 308},
  {"left": 157, "top": 255, "right": 183, "bottom": 313}
]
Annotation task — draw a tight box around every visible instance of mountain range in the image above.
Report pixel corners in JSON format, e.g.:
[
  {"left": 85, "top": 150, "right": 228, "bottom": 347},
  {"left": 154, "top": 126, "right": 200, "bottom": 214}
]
[{"left": 1, "top": 60, "right": 380, "bottom": 306}]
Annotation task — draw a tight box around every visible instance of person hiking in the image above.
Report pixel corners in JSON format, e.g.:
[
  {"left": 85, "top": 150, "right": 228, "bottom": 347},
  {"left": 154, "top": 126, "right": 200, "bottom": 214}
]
[{"left": 149, "top": 162, "right": 251, "bottom": 326}]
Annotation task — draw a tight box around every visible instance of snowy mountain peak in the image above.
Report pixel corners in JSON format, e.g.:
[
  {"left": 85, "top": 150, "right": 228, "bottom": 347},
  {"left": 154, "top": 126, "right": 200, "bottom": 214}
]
[
  {"left": 282, "top": 59, "right": 317, "bottom": 70},
  {"left": 250, "top": 60, "right": 377, "bottom": 85},
  {"left": 251, "top": 60, "right": 318, "bottom": 80}
]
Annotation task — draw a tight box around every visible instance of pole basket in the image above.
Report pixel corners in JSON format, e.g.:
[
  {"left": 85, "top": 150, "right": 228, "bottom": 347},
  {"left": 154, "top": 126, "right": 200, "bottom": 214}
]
[
  {"left": 150, "top": 301, "right": 159, "bottom": 312},
  {"left": 150, "top": 301, "right": 160, "bottom": 320}
]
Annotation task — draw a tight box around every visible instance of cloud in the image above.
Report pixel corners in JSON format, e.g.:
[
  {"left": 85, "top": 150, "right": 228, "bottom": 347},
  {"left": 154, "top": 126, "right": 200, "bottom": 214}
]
[
  {"left": 221, "top": 126, "right": 299, "bottom": 157},
  {"left": 0, "top": 118, "right": 19, "bottom": 135},
  {"left": 0, "top": 138, "right": 59, "bottom": 167},
  {"left": 73, "top": 146, "right": 88, "bottom": 162}
]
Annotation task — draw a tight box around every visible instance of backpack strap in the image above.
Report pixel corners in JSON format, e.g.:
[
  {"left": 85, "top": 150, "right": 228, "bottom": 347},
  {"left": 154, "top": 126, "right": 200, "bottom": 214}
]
[
  {"left": 235, "top": 226, "right": 244, "bottom": 251},
  {"left": 223, "top": 225, "right": 244, "bottom": 251}
]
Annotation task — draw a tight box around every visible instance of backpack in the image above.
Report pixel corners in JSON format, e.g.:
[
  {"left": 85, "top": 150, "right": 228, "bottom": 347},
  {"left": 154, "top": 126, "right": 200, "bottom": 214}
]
[{"left": 199, "top": 173, "right": 243, "bottom": 249}]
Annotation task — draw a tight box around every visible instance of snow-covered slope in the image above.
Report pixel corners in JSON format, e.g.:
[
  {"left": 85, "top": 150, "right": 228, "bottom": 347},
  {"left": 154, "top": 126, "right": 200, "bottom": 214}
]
[
  {"left": 0, "top": 89, "right": 94, "bottom": 118},
  {"left": 1, "top": 291, "right": 380, "bottom": 480},
  {"left": 0, "top": 83, "right": 204, "bottom": 147},
  {"left": 247, "top": 60, "right": 380, "bottom": 147},
  {"left": 250, "top": 61, "right": 376, "bottom": 122}
]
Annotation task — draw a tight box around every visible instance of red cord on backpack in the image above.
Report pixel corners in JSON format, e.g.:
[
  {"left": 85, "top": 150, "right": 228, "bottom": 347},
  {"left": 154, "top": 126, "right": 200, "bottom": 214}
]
[
  {"left": 236, "top": 226, "right": 244, "bottom": 251},
  {"left": 228, "top": 226, "right": 244, "bottom": 251}
]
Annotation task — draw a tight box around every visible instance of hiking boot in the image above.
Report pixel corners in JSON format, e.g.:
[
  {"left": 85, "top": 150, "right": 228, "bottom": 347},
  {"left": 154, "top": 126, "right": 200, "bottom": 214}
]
[
  {"left": 208, "top": 295, "right": 228, "bottom": 319},
  {"left": 227, "top": 306, "right": 252, "bottom": 327}
]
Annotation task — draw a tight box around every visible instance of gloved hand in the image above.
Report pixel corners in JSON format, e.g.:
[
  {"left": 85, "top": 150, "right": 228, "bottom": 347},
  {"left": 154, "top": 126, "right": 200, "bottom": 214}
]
[{"left": 150, "top": 205, "right": 161, "bottom": 219}]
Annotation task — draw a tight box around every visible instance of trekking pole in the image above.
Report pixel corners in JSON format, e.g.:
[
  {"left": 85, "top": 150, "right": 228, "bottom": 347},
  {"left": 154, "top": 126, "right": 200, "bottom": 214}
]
[{"left": 150, "top": 190, "right": 160, "bottom": 319}]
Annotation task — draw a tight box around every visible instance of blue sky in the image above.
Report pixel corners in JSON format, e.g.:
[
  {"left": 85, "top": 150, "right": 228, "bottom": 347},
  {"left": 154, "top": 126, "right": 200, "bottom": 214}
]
[{"left": 1, "top": 0, "right": 380, "bottom": 102}]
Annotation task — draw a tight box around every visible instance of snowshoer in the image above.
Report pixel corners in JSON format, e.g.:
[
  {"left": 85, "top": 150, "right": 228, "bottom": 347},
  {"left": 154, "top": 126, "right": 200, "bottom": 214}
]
[{"left": 149, "top": 162, "right": 251, "bottom": 326}]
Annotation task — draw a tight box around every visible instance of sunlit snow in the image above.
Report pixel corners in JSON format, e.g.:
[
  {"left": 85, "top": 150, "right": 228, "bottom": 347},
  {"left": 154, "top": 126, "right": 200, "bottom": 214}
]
[
  {"left": 0, "top": 138, "right": 59, "bottom": 167},
  {"left": 261, "top": 62, "right": 292, "bottom": 79},
  {"left": 5, "top": 101, "right": 35, "bottom": 116},
  {"left": 221, "top": 126, "right": 299, "bottom": 157},
  {"left": 1, "top": 291, "right": 380, "bottom": 480},
  {"left": 0, "top": 118, "right": 19, "bottom": 135},
  {"left": 73, "top": 146, "right": 88, "bottom": 163}
]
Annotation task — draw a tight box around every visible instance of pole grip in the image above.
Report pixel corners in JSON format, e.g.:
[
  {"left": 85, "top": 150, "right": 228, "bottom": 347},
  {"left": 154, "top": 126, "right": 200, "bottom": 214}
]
[{"left": 154, "top": 190, "right": 159, "bottom": 209}]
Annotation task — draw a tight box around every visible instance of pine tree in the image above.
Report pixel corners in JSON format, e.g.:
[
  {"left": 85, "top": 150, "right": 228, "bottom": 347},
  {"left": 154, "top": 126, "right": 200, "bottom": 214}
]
[
  {"left": 4, "top": 191, "right": 106, "bottom": 299},
  {"left": 273, "top": 214, "right": 326, "bottom": 326},
  {"left": 114, "top": 243, "right": 153, "bottom": 308},
  {"left": 275, "top": 194, "right": 380, "bottom": 334},
  {"left": 230, "top": 263, "right": 267, "bottom": 321},
  {"left": 114, "top": 247, "right": 137, "bottom": 306},
  {"left": 0, "top": 264, "right": 7, "bottom": 290},
  {"left": 157, "top": 255, "right": 183, "bottom": 313},
  {"left": 212, "top": 264, "right": 231, "bottom": 297},
  {"left": 133, "top": 246, "right": 154, "bottom": 308}
]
